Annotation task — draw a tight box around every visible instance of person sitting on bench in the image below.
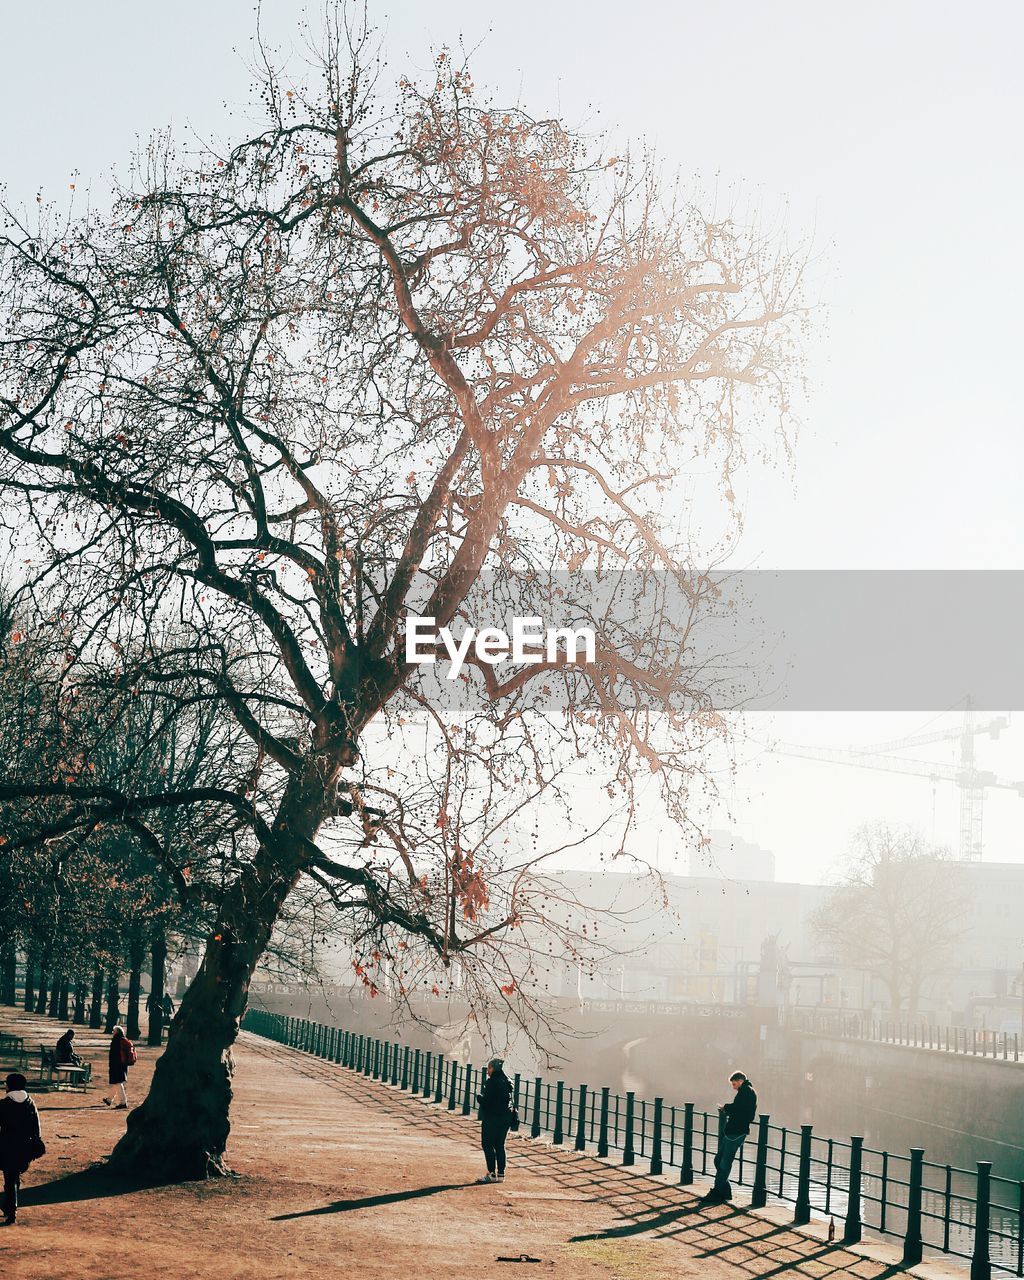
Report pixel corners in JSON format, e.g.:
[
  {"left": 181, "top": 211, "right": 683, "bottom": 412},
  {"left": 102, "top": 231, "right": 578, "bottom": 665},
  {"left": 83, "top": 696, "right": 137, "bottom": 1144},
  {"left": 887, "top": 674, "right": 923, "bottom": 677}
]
[{"left": 55, "top": 1030, "right": 83, "bottom": 1068}]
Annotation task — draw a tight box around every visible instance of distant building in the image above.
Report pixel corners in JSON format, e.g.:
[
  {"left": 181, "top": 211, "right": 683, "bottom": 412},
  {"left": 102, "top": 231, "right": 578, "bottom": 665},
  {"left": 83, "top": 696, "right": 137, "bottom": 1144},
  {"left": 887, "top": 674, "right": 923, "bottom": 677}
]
[{"left": 688, "top": 830, "right": 776, "bottom": 882}]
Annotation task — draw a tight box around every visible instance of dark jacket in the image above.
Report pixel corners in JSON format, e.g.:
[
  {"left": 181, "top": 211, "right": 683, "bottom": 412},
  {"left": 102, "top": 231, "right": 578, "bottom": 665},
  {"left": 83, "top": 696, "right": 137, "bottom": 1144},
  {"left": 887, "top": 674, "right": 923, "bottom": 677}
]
[
  {"left": 56, "top": 1031, "right": 81, "bottom": 1065},
  {"left": 722, "top": 1080, "right": 757, "bottom": 1137},
  {"left": 108, "top": 1033, "right": 131, "bottom": 1085},
  {"left": 476, "top": 1071, "right": 514, "bottom": 1126},
  {"left": 0, "top": 1094, "right": 41, "bottom": 1174}
]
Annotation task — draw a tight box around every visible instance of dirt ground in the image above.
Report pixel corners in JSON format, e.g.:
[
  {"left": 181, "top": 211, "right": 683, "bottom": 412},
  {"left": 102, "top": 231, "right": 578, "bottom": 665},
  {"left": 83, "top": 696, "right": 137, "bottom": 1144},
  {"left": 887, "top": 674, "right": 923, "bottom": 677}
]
[{"left": 0, "top": 1007, "right": 957, "bottom": 1280}]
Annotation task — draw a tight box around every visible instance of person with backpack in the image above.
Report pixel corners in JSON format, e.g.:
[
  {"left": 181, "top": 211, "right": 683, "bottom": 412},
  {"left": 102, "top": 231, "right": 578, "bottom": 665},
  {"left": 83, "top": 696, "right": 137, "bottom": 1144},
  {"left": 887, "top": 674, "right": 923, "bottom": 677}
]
[
  {"left": 474, "top": 1056, "right": 515, "bottom": 1184},
  {"left": 1, "top": 1072, "right": 44, "bottom": 1226},
  {"left": 102, "top": 1025, "right": 136, "bottom": 1110},
  {"left": 700, "top": 1070, "right": 758, "bottom": 1205}
]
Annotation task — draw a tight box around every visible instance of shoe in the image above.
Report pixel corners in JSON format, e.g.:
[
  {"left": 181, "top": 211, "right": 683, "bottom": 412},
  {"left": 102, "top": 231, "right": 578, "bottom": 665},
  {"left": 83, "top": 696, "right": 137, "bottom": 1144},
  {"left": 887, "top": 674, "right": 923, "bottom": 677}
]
[
  {"left": 496, "top": 1173, "right": 506, "bottom": 1182},
  {"left": 102, "top": 1097, "right": 111, "bottom": 1106},
  {"left": 474, "top": 1174, "right": 496, "bottom": 1184},
  {"left": 1, "top": 1218, "right": 15, "bottom": 1227},
  {"left": 115, "top": 1104, "right": 128, "bottom": 1111}
]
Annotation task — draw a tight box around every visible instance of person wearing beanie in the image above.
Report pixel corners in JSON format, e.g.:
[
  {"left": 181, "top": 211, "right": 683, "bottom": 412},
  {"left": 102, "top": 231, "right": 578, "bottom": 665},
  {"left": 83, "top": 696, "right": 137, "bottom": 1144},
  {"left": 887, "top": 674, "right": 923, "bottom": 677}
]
[
  {"left": 700, "top": 1071, "right": 758, "bottom": 1205},
  {"left": 0, "top": 1072, "right": 43, "bottom": 1226},
  {"left": 474, "top": 1056, "right": 515, "bottom": 1184}
]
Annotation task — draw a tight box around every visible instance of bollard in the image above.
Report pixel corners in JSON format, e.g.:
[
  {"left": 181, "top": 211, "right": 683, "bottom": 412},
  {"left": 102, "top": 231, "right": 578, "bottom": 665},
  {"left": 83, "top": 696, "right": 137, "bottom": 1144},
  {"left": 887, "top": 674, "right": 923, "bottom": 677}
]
[
  {"left": 462, "top": 1063, "right": 473, "bottom": 1116},
  {"left": 422, "top": 1050, "right": 432, "bottom": 1097},
  {"left": 622, "top": 1092, "right": 636, "bottom": 1167},
  {"left": 391, "top": 1042, "right": 400, "bottom": 1086},
  {"left": 373, "top": 1039, "right": 382, "bottom": 1080},
  {"left": 412, "top": 1047, "right": 421, "bottom": 1092},
  {"left": 972, "top": 1162, "right": 992, "bottom": 1280},
  {"left": 448, "top": 1061, "right": 459, "bottom": 1110},
  {"left": 750, "top": 1115, "right": 770, "bottom": 1209},
  {"left": 401, "top": 1045, "right": 410, "bottom": 1090},
  {"left": 794, "top": 1124, "right": 813, "bottom": 1225},
  {"left": 381, "top": 1041, "right": 390, "bottom": 1083},
  {"left": 553, "top": 1081, "right": 565, "bottom": 1145},
  {"left": 575, "top": 1084, "right": 588, "bottom": 1152},
  {"left": 531, "top": 1077, "right": 542, "bottom": 1138},
  {"left": 366, "top": 1038, "right": 375, "bottom": 1077},
  {"left": 650, "top": 1098, "right": 664, "bottom": 1176},
  {"left": 434, "top": 1055, "right": 444, "bottom": 1104},
  {"left": 679, "top": 1102, "right": 694, "bottom": 1185},
  {"left": 598, "top": 1087, "right": 610, "bottom": 1158},
  {"left": 844, "top": 1136, "right": 864, "bottom": 1243},
  {"left": 903, "top": 1148, "right": 925, "bottom": 1266}
]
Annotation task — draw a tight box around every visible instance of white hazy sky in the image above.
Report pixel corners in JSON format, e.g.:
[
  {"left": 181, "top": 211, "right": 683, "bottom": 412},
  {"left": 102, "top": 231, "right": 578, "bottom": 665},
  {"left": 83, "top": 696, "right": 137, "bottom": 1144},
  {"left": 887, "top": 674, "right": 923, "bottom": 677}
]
[{"left": 2, "top": 1, "right": 1022, "bottom": 878}]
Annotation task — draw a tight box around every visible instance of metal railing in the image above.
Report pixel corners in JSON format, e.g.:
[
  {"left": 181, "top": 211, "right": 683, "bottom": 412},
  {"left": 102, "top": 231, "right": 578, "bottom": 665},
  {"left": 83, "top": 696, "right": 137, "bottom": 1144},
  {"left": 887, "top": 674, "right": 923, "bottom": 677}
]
[
  {"left": 243, "top": 1008, "right": 1021, "bottom": 1278},
  {"left": 789, "top": 1010, "right": 1023, "bottom": 1063}
]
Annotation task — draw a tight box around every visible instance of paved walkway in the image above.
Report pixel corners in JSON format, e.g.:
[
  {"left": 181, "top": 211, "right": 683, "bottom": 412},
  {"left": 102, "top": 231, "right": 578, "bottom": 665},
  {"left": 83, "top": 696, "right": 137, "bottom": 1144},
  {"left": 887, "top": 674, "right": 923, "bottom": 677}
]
[{"left": 0, "top": 1007, "right": 961, "bottom": 1280}]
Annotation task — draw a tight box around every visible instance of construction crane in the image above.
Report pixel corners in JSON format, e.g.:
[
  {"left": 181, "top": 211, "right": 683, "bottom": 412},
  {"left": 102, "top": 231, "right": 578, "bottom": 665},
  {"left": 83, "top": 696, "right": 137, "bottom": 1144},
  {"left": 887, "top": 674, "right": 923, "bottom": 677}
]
[{"left": 778, "top": 700, "right": 1024, "bottom": 862}]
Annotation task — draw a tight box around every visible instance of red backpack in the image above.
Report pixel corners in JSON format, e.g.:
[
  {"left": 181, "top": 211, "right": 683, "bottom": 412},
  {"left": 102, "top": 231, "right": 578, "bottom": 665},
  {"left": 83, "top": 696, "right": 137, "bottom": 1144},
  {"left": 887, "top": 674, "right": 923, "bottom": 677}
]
[{"left": 121, "top": 1038, "right": 138, "bottom": 1067}]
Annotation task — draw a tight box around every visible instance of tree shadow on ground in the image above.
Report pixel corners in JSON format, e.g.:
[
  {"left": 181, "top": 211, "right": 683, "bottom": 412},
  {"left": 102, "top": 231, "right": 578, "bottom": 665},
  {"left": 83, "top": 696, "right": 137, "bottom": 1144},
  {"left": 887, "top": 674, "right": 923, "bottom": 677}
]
[
  {"left": 272, "top": 1182, "right": 466, "bottom": 1221},
  {"left": 20, "top": 1165, "right": 171, "bottom": 1207}
]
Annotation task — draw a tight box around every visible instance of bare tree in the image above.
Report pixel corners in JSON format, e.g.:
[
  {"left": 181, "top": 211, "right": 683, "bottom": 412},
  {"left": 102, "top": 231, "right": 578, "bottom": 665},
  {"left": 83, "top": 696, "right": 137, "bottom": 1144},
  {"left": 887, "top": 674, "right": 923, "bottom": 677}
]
[
  {"left": 810, "top": 823, "right": 968, "bottom": 1017},
  {"left": 0, "top": 12, "right": 804, "bottom": 1177}
]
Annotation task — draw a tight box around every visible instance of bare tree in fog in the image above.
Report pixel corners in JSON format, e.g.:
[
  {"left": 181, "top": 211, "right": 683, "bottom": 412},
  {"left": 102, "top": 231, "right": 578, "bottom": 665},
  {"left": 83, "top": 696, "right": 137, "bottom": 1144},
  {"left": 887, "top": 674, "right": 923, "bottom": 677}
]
[
  {"left": 811, "top": 823, "right": 967, "bottom": 1017},
  {"left": 0, "top": 7, "right": 804, "bottom": 1178}
]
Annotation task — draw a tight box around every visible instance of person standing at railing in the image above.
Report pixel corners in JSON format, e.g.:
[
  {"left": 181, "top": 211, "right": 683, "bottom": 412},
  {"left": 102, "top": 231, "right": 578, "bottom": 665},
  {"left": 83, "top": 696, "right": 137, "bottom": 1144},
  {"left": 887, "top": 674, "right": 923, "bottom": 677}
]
[
  {"left": 474, "top": 1056, "right": 515, "bottom": 1184},
  {"left": 700, "top": 1071, "right": 758, "bottom": 1205}
]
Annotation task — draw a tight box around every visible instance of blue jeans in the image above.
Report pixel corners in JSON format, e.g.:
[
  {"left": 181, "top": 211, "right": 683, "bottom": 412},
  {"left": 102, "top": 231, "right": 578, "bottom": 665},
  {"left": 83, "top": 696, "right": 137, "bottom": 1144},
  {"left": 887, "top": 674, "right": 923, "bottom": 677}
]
[{"left": 712, "top": 1132, "right": 745, "bottom": 1196}]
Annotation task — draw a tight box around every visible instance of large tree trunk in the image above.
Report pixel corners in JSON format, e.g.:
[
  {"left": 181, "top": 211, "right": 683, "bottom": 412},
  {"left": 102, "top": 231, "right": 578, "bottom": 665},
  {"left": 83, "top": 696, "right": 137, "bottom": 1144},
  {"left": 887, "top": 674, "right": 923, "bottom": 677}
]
[
  {"left": 34, "top": 971, "right": 49, "bottom": 1015},
  {"left": 89, "top": 965, "right": 104, "bottom": 1029},
  {"left": 0, "top": 943, "right": 16, "bottom": 1006},
  {"left": 23, "top": 958, "right": 36, "bottom": 1012},
  {"left": 109, "top": 849, "right": 306, "bottom": 1180},
  {"left": 57, "top": 978, "right": 70, "bottom": 1022},
  {"left": 126, "top": 948, "right": 143, "bottom": 1041},
  {"left": 104, "top": 968, "right": 121, "bottom": 1033},
  {"left": 147, "top": 929, "right": 167, "bottom": 1047},
  {"left": 47, "top": 975, "right": 61, "bottom": 1018},
  {"left": 73, "top": 981, "right": 87, "bottom": 1024}
]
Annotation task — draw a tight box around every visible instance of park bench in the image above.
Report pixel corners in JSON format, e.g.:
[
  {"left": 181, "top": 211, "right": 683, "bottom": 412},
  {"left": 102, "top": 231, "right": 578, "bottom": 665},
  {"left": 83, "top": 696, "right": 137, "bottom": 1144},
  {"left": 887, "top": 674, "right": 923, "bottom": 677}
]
[
  {"left": 0, "top": 1031, "right": 27, "bottom": 1069},
  {"left": 38, "top": 1044, "right": 92, "bottom": 1090}
]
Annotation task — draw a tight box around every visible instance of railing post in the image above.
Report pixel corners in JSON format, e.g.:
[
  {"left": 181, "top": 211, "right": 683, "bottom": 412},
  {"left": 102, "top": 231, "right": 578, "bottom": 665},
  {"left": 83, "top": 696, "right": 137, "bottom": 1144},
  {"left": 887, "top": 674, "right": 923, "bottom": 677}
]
[
  {"left": 434, "top": 1055, "right": 444, "bottom": 1103},
  {"left": 750, "top": 1114, "right": 770, "bottom": 1209},
  {"left": 597, "top": 1087, "right": 610, "bottom": 1158},
  {"left": 650, "top": 1097, "right": 664, "bottom": 1175},
  {"left": 575, "top": 1084, "right": 588, "bottom": 1152},
  {"left": 422, "top": 1050, "right": 432, "bottom": 1097},
  {"left": 462, "top": 1063, "right": 473, "bottom": 1116},
  {"left": 381, "top": 1041, "right": 390, "bottom": 1082},
  {"left": 844, "top": 1136, "right": 863, "bottom": 1243},
  {"left": 531, "top": 1076, "right": 542, "bottom": 1138},
  {"left": 448, "top": 1061, "right": 459, "bottom": 1110},
  {"left": 794, "top": 1124, "right": 813, "bottom": 1225},
  {"left": 903, "top": 1147, "right": 925, "bottom": 1266},
  {"left": 401, "top": 1045, "right": 410, "bottom": 1090},
  {"left": 972, "top": 1161, "right": 992, "bottom": 1280},
  {"left": 680, "top": 1102, "right": 694, "bottom": 1185},
  {"left": 553, "top": 1081, "right": 565, "bottom": 1144},
  {"left": 365, "top": 1038, "right": 375, "bottom": 1077},
  {"left": 622, "top": 1092, "right": 636, "bottom": 1166}
]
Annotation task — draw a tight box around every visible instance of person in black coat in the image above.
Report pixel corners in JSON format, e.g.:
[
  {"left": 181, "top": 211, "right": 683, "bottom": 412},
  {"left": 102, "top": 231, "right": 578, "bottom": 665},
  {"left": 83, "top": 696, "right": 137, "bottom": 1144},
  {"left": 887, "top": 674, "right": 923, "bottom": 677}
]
[
  {"left": 55, "top": 1029, "right": 83, "bottom": 1066},
  {"left": 474, "top": 1057, "right": 514, "bottom": 1184},
  {"left": 701, "top": 1071, "right": 758, "bottom": 1204},
  {"left": 102, "top": 1026, "right": 133, "bottom": 1110},
  {"left": 0, "top": 1072, "right": 42, "bottom": 1226}
]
